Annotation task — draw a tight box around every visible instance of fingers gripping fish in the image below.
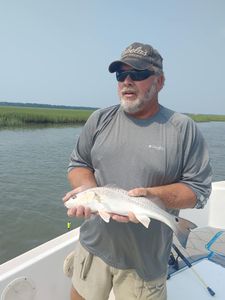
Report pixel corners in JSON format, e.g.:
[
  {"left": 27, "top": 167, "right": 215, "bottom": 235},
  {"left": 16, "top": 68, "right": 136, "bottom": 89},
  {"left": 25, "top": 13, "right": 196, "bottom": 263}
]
[{"left": 65, "top": 187, "right": 197, "bottom": 248}]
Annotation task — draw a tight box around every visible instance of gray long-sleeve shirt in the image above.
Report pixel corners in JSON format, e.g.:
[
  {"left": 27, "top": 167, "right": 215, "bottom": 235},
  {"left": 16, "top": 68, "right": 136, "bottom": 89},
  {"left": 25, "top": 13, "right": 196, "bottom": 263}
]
[{"left": 68, "top": 104, "right": 212, "bottom": 280}]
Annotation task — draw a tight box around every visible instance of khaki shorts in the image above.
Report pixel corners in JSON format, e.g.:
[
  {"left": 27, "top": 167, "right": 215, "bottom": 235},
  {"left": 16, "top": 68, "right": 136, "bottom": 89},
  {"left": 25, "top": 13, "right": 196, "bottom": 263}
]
[{"left": 72, "top": 242, "right": 167, "bottom": 300}]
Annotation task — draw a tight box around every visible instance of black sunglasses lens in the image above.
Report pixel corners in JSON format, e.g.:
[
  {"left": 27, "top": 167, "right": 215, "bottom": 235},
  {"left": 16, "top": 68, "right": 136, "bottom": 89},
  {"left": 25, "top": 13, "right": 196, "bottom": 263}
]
[
  {"left": 116, "top": 70, "right": 154, "bottom": 82},
  {"left": 116, "top": 71, "right": 127, "bottom": 82}
]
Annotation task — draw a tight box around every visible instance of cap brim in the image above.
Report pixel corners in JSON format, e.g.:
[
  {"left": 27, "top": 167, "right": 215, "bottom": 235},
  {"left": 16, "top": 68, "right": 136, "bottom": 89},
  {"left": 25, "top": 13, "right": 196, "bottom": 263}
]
[{"left": 108, "top": 59, "right": 150, "bottom": 73}]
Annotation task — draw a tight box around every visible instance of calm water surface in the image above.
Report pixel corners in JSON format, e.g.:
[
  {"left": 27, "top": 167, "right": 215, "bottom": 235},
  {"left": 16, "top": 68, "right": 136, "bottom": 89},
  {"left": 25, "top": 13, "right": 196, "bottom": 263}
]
[
  {"left": 0, "top": 122, "right": 225, "bottom": 264},
  {"left": 0, "top": 127, "right": 82, "bottom": 264}
]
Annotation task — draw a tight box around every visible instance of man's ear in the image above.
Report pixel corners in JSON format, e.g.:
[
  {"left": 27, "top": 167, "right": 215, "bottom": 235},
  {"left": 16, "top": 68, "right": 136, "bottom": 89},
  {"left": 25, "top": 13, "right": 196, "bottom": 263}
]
[{"left": 156, "top": 74, "right": 165, "bottom": 92}]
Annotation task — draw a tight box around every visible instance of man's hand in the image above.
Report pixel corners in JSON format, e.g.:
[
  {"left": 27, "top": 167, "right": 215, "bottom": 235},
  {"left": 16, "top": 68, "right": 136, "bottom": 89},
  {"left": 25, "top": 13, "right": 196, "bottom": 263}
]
[
  {"left": 110, "top": 187, "right": 148, "bottom": 224},
  {"left": 67, "top": 205, "right": 92, "bottom": 218},
  {"left": 111, "top": 212, "right": 139, "bottom": 223},
  {"left": 63, "top": 185, "right": 92, "bottom": 219},
  {"left": 111, "top": 187, "right": 147, "bottom": 224}
]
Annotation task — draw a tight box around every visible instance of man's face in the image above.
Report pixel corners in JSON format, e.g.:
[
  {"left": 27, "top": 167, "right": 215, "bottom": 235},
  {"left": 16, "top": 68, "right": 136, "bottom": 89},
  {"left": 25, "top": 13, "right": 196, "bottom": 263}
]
[{"left": 117, "top": 64, "right": 161, "bottom": 116}]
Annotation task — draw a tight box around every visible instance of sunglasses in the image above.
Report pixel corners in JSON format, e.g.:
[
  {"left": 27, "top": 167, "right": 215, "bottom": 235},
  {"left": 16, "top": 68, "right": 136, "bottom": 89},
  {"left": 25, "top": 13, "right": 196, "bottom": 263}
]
[{"left": 116, "top": 69, "right": 155, "bottom": 82}]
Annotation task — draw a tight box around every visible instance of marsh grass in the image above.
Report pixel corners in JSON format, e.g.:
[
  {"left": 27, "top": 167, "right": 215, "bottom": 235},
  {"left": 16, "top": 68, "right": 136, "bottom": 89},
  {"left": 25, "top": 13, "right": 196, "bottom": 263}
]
[
  {"left": 0, "top": 106, "right": 95, "bottom": 127},
  {"left": 187, "top": 114, "right": 225, "bottom": 122},
  {"left": 1, "top": 106, "right": 225, "bottom": 128}
]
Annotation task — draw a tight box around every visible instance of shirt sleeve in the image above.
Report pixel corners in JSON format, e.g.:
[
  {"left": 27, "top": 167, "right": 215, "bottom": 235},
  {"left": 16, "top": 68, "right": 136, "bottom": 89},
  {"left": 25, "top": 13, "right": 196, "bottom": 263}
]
[
  {"left": 68, "top": 110, "right": 100, "bottom": 173},
  {"left": 179, "top": 118, "right": 212, "bottom": 208}
]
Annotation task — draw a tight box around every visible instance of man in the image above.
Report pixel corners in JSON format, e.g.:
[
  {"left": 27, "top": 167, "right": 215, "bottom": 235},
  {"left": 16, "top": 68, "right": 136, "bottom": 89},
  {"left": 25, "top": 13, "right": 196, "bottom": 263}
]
[{"left": 63, "top": 42, "right": 212, "bottom": 300}]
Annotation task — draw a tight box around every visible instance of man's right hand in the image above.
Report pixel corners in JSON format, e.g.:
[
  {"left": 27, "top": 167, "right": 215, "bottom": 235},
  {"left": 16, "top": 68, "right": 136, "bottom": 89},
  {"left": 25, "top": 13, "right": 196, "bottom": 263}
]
[
  {"left": 62, "top": 185, "right": 93, "bottom": 219},
  {"left": 67, "top": 205, "right": 92, "bottom": 218}
]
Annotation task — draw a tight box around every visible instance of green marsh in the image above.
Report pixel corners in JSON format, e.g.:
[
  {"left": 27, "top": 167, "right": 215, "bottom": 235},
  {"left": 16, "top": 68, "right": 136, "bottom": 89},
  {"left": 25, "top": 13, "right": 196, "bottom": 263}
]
[
  {"left": 1, "top": 106, "right": 225, "bottom": 128},
  {"left": 0, "top": 106, "right": 95, "bottom": 128}
]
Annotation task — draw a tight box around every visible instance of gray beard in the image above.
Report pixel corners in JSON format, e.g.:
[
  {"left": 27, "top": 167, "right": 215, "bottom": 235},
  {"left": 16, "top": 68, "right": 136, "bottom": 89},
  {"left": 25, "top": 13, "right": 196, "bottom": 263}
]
[
  {"left": 120, "top": 83, "right": 157, "bottom": 114},
  {"left": 120, "top": 97, "right": 144, "bottom": 114}
]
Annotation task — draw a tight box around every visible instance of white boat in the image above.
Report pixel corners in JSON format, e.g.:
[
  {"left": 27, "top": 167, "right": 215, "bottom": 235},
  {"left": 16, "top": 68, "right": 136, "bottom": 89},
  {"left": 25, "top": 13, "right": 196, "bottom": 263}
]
[{"left": 0, "top": 181, "right": 225, "bottom": 300}]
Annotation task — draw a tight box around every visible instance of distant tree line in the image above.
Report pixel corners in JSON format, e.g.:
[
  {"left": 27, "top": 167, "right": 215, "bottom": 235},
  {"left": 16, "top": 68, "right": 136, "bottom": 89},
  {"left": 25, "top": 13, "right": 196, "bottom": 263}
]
[{"left": 0, "top": 101, "right": 98, "bottom": 111}]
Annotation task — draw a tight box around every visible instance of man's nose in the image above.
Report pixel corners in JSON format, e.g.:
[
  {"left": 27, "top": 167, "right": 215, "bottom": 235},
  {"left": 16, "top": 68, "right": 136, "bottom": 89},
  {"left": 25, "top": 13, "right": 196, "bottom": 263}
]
[{"left": 123, "top": 75, "right": 134, "bottom": 85}]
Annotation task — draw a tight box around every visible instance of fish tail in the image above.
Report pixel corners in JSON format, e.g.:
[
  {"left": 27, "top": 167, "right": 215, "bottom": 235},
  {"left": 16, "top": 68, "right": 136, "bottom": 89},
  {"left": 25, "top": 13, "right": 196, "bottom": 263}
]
[{"left": 173, "top": 216, "right": 197, "bottom": 248}]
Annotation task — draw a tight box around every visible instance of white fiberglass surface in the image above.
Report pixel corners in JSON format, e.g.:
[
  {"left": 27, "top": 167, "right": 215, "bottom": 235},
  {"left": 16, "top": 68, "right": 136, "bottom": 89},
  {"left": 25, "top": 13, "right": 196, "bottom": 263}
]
[{"left": 167, "top": 259, "right": 225, "bottom": 300}]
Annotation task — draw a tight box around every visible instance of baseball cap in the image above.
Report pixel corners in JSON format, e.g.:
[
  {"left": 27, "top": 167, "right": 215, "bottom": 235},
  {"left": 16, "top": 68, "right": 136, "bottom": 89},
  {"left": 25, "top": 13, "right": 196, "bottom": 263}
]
[{"left": 108, "top": 42, "right": 163, "bottom": 73}]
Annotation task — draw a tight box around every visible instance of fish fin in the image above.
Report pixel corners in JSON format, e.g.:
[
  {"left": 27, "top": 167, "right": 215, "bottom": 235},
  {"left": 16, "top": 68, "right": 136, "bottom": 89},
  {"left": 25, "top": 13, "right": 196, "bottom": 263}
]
[
  {"left": 98, "top": 210, "right": 111, "bottom": 223},
  {"left": 135, "top": 214, "right": 151, "bottom": 228},
  {"left": 173, "top": 216, "right": 197, "bottom": 248}
]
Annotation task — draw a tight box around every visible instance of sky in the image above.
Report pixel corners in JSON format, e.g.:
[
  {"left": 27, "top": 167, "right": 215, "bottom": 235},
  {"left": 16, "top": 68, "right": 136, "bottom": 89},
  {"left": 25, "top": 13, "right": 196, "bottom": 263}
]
[{"left": 0, "top": 0, "right": 225, "bottom": 114}]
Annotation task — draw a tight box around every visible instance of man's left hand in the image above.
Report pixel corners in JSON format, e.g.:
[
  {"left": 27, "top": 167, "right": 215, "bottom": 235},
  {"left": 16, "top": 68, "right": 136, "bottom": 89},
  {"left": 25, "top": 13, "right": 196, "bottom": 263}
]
[{"left": 111, "top": 212, "right": 139, "bottom": 223}]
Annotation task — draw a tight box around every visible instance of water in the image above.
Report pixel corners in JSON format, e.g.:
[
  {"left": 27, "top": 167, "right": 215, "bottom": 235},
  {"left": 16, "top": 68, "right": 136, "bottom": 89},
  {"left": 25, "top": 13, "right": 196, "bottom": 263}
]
[
  {"left": 0, "top": 126, "right": 83, "bottom": 264},
  {"left": 0, "top": 122, "right": 225, "bottom": 264},
  {"left": 197, "top": 122, "right": 225, "bottom": 181}
]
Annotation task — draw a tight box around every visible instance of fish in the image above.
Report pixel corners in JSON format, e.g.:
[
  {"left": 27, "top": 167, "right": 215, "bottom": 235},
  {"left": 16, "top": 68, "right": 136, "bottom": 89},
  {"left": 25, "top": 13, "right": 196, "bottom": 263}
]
[{"left": 64, "top": 186, "right": 197, "bottom": 248}]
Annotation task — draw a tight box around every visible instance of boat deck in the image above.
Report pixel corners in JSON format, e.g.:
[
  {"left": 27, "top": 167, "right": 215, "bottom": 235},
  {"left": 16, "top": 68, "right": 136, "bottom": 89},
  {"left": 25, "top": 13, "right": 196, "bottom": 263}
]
[{"left": 168, "top": 259, "right": 225, "bottom": 299}]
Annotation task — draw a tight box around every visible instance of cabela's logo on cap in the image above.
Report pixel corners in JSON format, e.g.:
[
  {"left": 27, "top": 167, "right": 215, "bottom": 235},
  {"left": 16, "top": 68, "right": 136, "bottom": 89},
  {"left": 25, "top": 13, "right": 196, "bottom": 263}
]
[
  {"left": 108, "top": 42, "right": 163, "bottom": 73},
  {"left": 122, "top": 46, "right": 148, "bottom": 58}
]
